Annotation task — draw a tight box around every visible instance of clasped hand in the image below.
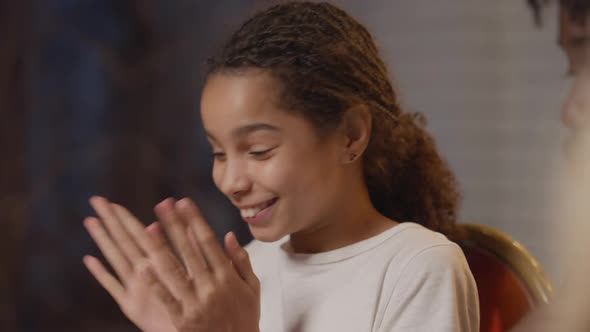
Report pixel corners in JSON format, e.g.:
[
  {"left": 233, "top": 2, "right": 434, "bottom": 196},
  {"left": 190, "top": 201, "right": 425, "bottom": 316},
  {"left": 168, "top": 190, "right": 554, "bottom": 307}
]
[{"left": 83, "top": 196, "right": 260, "bottom": 332}]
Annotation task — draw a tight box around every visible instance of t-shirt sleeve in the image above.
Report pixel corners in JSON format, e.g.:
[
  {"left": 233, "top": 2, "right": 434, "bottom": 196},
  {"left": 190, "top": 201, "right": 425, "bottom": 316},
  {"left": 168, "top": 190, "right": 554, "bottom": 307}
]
[{"left": 377, "top": 244, "right": 480, "bottom": 332}]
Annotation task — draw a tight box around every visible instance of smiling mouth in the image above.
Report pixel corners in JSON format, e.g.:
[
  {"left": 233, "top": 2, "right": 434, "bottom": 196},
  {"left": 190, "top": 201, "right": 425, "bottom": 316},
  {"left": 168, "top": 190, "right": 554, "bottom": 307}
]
[{"left": 239, "top": 198, "right": 278, "bottom": 218}]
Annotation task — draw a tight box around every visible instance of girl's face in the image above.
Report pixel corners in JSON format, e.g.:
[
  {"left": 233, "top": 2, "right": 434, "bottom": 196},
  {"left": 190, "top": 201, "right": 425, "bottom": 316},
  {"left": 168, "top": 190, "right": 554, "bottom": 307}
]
[
  {"left": 559, "top": 5, "right": 590, "bottom": 132},
  {"left": 200, "top": 71, "right": 349, "bottom": 242}
]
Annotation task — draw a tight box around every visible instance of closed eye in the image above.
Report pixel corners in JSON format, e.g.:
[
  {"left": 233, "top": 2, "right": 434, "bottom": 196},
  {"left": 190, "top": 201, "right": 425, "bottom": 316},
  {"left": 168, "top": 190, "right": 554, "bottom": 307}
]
[
  {"left": 249, "top": 147, "right": 276, "bottom": 159},
  {"left": 212, "top": 152, "right": 226, "bottom": 161}
]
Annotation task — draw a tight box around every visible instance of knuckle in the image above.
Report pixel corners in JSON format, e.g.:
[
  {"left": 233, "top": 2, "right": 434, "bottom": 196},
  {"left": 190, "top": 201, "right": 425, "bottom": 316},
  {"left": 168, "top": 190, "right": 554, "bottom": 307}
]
[
  {"left": 153, "top": 240, "right": 168, "bottom": 253},
  {"left": 160, "top": 291, "right": 176, "bottom": 305},
  {"left": 170, "top": 264, "right": 187, "bottom": 278},
  {"left": 178, "top": 242, "right": 193, "bottom": 255},
  {"left": 215, "top": 266, "right": 233, "bottom": 282},
  {"left": 200, "top": 286, "right": 219, "bottom": 304},
  {"left": 235, "top": 248, "right": 249, "bottom": 262}
]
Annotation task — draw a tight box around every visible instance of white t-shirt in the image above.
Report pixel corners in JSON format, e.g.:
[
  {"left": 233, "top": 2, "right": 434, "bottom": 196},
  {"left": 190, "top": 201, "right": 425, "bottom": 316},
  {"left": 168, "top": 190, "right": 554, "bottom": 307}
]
[{"left": 246, "top": 222, "right": 480, "bottom": 332}]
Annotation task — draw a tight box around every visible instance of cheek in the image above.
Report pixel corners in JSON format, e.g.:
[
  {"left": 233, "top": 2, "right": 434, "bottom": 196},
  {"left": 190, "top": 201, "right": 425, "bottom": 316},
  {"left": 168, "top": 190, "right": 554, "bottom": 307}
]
[
  {"left": 272, "top": 149, "right": 340, "bottom": 198},
  {"left": 211, "top": 163, "right": 224, "bottom": 191},
  {"left": 254, "top": 158, "right": 297, "bottom": 193}
]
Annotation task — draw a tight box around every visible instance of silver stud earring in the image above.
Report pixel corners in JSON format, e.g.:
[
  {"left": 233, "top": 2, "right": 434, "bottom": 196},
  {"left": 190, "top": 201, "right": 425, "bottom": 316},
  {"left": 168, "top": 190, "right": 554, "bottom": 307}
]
[{"left": 349, "top": 153, "right": 357, "bottom": 162}]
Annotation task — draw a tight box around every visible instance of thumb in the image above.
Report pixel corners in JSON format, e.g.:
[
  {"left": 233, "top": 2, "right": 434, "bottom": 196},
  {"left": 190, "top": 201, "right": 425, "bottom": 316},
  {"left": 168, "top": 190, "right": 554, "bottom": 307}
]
[{"left": 224, "top": 232, "right": 259, "bottom": 291}]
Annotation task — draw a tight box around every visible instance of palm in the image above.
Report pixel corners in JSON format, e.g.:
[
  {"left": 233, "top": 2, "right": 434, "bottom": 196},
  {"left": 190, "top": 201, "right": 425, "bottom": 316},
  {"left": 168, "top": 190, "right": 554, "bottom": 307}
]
[
  {"left": 121, "top": 275, "right": 176, "bottom": 332},
  {"left": 83, "top": 197, "right": 177, "bottom": 332},
  {"left": 84, "top": 197, "right": 261, "bottom": 332}
]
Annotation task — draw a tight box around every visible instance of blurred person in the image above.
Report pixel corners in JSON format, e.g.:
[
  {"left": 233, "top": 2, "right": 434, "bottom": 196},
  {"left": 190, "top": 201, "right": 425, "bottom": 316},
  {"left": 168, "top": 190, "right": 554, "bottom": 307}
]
[
  {"left": 82, "top": 2, "right": 480, "bottom": 332},
  {"left": 511, "top": 1, "right": 590, "bottom": 331},
  {"left": 529, "top": 0, "right": 590, "bottom": 139}
]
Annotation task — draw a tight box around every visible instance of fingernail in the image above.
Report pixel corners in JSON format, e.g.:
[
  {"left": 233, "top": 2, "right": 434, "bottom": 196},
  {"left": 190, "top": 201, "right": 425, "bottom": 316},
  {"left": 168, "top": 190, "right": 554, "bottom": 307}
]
[
  {"left": 146, "top": 222, "right": 164, "bottom": 240},
  {"left": 156, "top": 198, "right": 176, "bottom": 212},
  {"left": 176, "top": 198, "right": 190, "bottom": 209},
  {"left": 227, "top": 232, "right": 240, "bottom": 249},
  {"left": 83, "top": 217, "right": 97, "bottom": 228},
  {"left": 154, "top": 200, "right": 166, "bottom": 212},
  {"left": 151, "top": 221, "right": 163, "bottom": 231}
]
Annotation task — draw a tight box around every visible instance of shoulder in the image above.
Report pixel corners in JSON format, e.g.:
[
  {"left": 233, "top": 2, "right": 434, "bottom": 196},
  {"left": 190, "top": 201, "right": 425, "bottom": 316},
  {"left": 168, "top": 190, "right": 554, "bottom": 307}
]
[
  {"left": 383, "top": 222, "right": 464, "bottom": 265},
  {"left": 402, "top": 242, "right": 470, "bottom": 280},
  {"left": 376, "top": 224, "right": 479, "bottom": 331},
  {"left": 392, "top": 223, "right": 469, "bottom": 277},
  {"left": 380, "top": 223, "right": 474, "bottom": 295}
]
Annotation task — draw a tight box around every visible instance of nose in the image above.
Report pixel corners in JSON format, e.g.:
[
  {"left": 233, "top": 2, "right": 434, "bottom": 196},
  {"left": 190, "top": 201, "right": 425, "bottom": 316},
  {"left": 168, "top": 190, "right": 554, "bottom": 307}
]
[
  {"left": 562, "top": 75, "right": 590, "bottom": 130},
  {"left": 216, "top": 158, "right": 252, "bottom": 200}
]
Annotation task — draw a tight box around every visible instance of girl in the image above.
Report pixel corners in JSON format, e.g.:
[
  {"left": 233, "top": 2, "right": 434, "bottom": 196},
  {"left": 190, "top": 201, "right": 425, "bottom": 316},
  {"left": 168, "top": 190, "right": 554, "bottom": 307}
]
[{"left": 84, "top": 2, "right": 479, "bottom": 331}]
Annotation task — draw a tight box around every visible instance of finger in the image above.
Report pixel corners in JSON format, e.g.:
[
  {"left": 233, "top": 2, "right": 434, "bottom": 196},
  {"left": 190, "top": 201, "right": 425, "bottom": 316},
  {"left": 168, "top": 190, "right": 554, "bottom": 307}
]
[
  {"left": 224, "top": 232, "right": 259, "bottom": 291},
  {"left": 83, "top": 255, "right": 125, "bottom": 303},
  {"left": 176, "top": 198, "right": 229, "bottom": 271},
  {"left": 84, "top": 217, "right": 132, "bottom": 280},
  {"left": 109, "top": 203, "right": 194, "bottom": 300},
  {"left": 186, "top": 225, "right": 209, "bottom": 277},
  {"left": 120, "top": 215, "right": 194, "bottom": 301},
  {"left": 89, "top": 196, "right": 144, "bottom": 261},
  {"left": 109, "top": 203, "right": 154, "bottom": 252},
  {"left": 155, "top": 198, "right": 208, "bottom": 278},
  {"left": 135, "top": 260, "right": 183, "bottom": 319}
]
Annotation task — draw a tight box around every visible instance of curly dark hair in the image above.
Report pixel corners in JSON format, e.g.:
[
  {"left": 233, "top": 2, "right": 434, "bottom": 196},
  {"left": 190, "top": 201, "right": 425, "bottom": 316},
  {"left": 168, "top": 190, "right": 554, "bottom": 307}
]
[
  {"left": 206, "top": 2, "right": 462, "bottom": 239},
  {"left": 529, "top": 0, "right": 590, "bottom": 25}
]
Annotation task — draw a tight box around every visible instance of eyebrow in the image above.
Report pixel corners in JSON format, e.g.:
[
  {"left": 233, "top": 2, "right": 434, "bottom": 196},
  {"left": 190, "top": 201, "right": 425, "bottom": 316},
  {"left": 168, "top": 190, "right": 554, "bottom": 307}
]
[{"left": 206, "top": 123, "right": 281, "bottom": 142}]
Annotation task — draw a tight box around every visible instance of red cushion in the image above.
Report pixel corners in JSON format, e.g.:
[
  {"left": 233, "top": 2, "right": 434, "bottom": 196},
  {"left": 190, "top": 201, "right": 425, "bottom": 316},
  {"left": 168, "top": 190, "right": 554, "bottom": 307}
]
[{"left": 462, "top": 246, "right": 533, "bottom": 332}]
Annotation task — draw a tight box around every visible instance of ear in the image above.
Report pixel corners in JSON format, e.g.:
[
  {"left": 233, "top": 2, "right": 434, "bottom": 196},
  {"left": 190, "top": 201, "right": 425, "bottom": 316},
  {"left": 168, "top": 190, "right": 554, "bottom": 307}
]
[{"left": 340, "top": 104, "right": 372, "bottom": 164}]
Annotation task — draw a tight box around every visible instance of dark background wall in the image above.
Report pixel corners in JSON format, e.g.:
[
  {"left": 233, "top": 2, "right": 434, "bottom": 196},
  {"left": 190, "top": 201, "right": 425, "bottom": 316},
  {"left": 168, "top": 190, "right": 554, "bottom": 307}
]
[
  {"left": 2, "top": 1, "right": 260, "bottom": 331},
  {"left": 1, "top": 1, "right": 30, "bottom": 330}
]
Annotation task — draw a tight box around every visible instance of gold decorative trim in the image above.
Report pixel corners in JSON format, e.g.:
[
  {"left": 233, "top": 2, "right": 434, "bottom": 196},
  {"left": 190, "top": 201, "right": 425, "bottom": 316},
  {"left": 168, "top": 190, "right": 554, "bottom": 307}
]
[{"left": 459, "top": 223, "right": 553, "bottom": 304}]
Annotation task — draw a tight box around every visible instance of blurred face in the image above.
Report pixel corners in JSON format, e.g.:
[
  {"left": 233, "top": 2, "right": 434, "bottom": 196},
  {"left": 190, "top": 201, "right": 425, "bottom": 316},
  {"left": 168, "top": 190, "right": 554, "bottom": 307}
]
[
  {"left": 200, "top": 71, "right": 348, "bottom": 242},
  {"left": 559, "top": 5, "right": 590, "bottom": 133}
]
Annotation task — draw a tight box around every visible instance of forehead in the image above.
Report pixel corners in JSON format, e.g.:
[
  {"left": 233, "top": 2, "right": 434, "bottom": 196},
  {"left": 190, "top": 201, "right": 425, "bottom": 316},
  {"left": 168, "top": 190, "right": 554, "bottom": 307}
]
[
  {"left": 200, "top": 70, "right": 318, "bottom": 141},
  {"left": 200, "top": 71, "right": 286, "bottom": 129},
  {"left": 201, "top": 70, "right": 281, "bottom": 115}
]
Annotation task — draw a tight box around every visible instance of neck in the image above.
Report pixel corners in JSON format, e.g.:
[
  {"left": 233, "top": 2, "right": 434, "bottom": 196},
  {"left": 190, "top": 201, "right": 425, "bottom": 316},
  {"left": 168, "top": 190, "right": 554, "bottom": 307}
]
[{"left": 288, "top": 185, "right": 397, "bottom": 254}]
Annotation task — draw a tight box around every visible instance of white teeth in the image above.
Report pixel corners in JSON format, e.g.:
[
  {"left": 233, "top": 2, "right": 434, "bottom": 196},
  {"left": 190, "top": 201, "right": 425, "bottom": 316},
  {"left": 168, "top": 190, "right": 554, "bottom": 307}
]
[
  {"left": 239, "top": 199, "right": 275, "bottom": 218},
  {"left": 241, "top": 207, "right": 263, "bottom": 218}
]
